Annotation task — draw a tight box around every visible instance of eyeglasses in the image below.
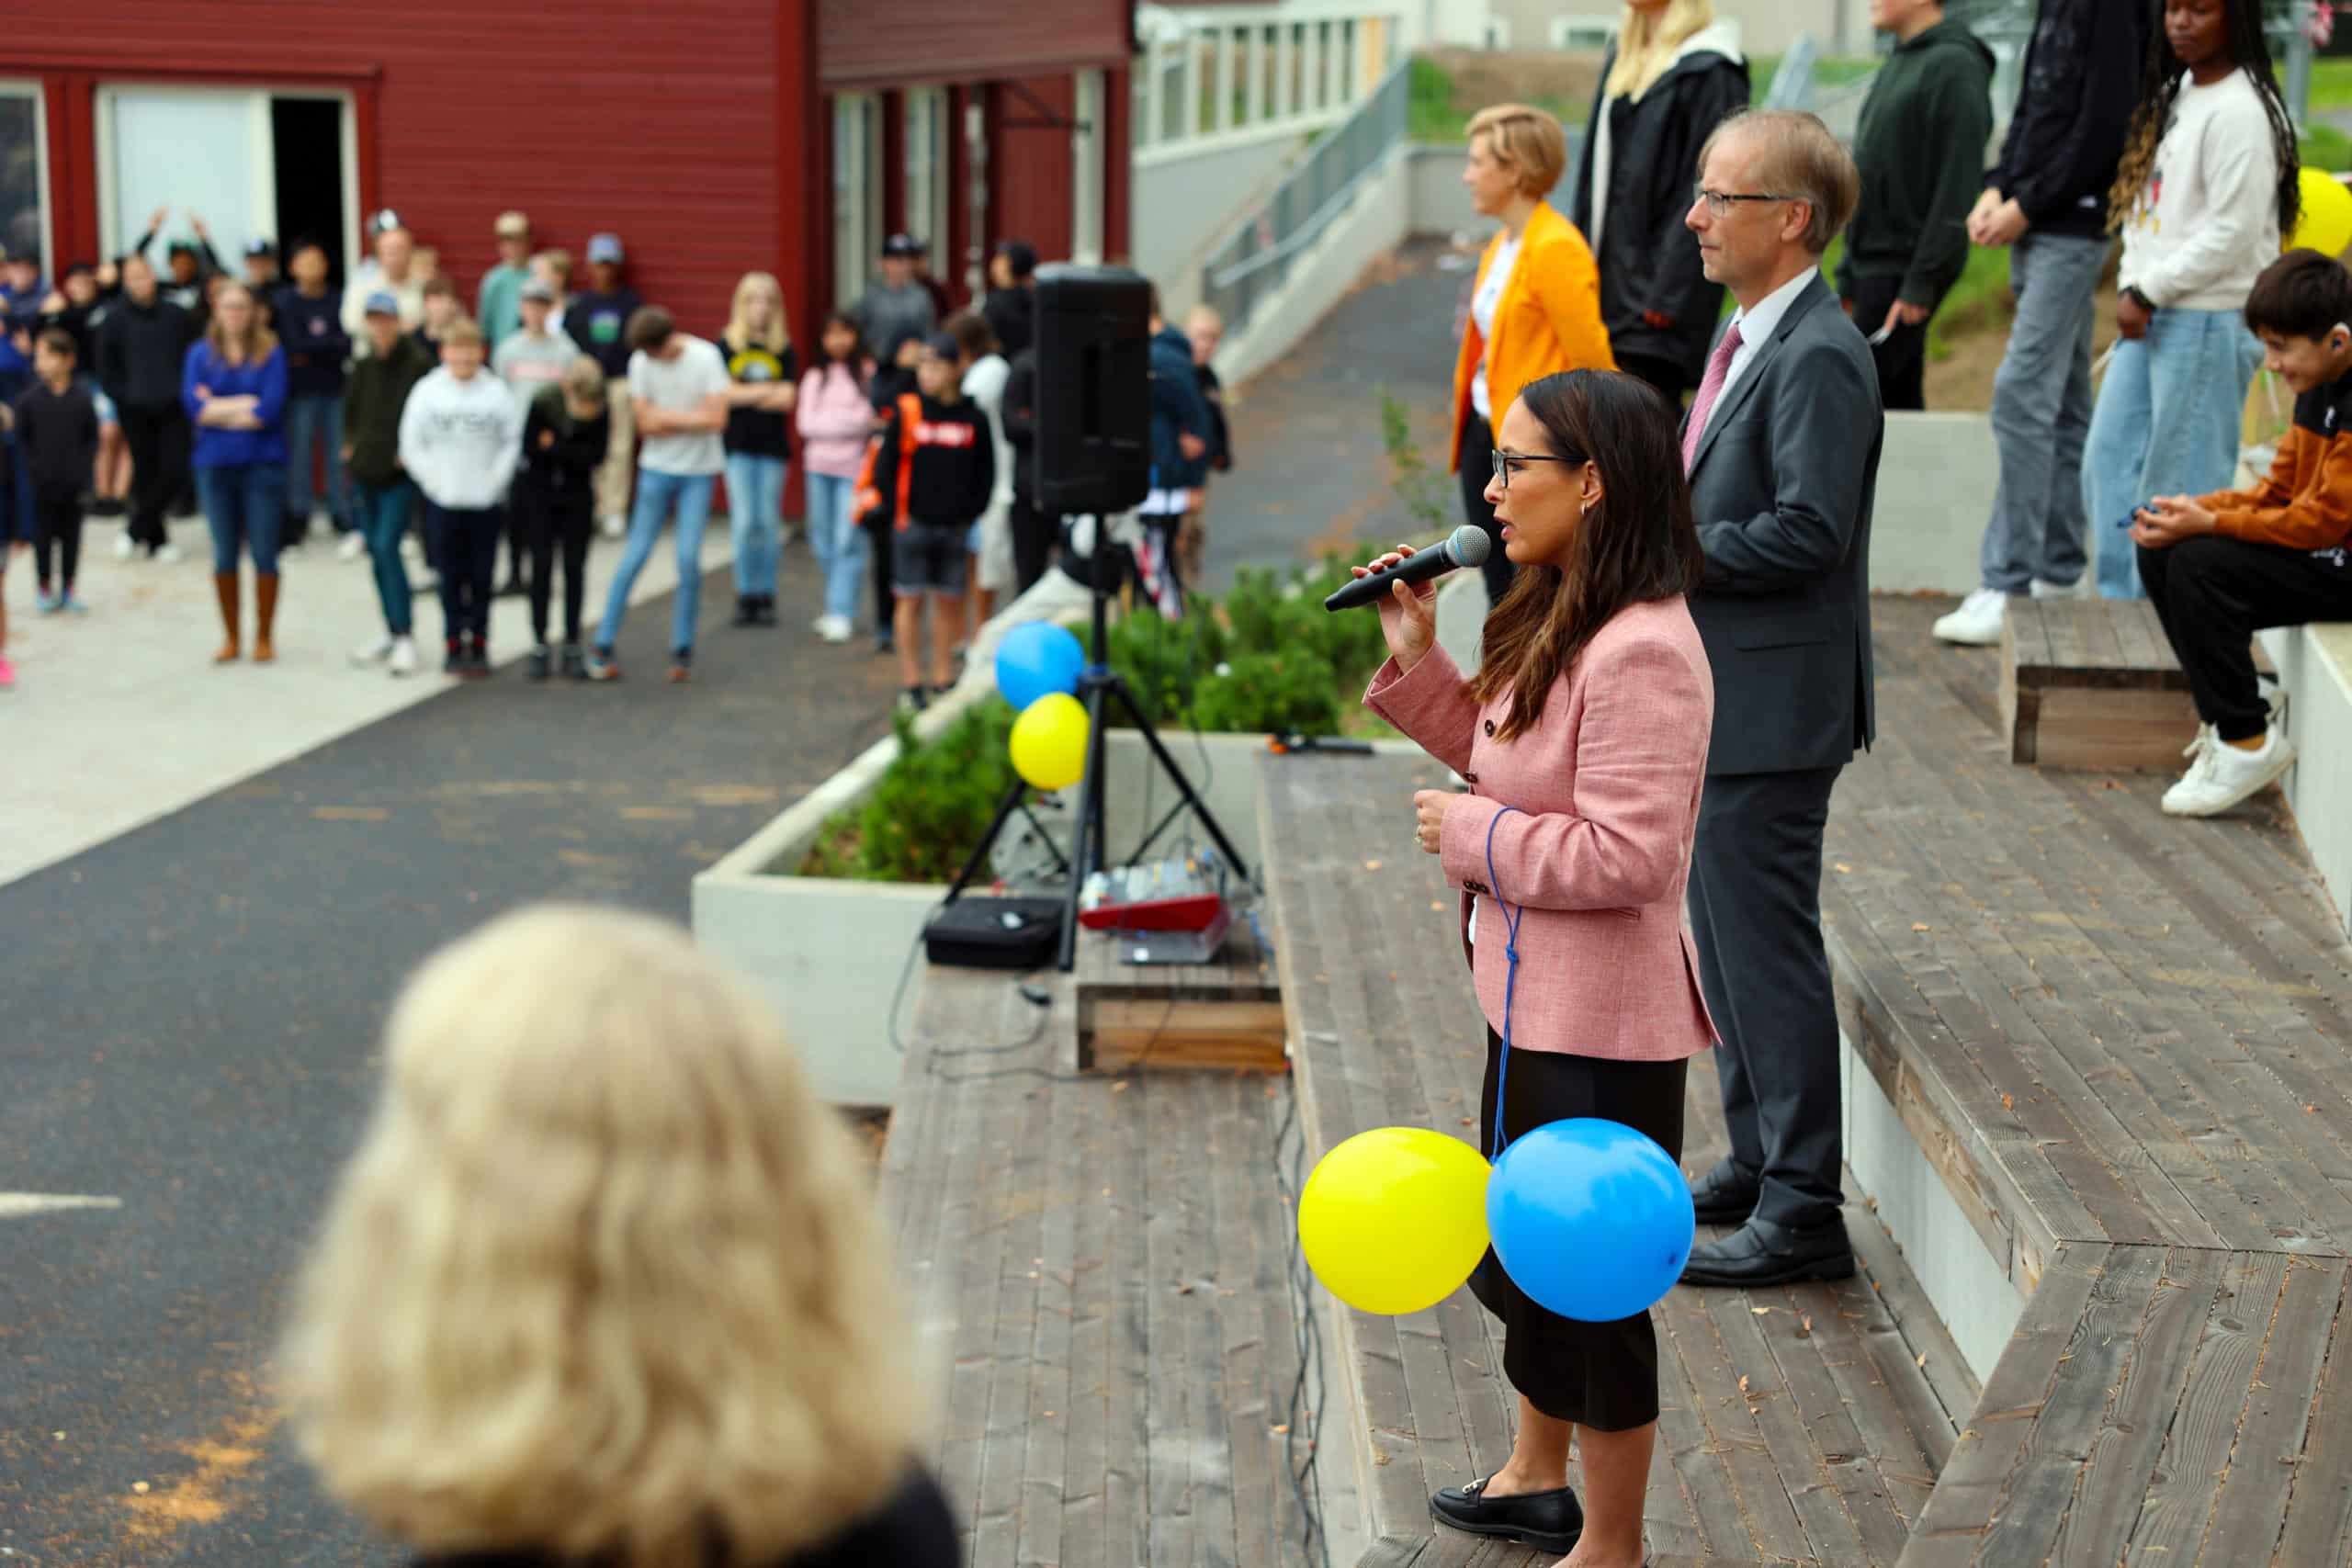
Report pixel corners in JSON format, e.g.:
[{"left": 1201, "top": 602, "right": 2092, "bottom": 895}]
[
  {"left": 1690, "top": 186, "right": 1799, "bottom": 219},
  {"left": 1490, "top": 448, "right": 1587, "bottom": 491}
]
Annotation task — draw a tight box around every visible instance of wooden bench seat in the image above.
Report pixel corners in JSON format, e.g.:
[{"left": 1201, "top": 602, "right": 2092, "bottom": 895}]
[
  {"left": 1824, "top": 600, "right": 2352, "bottom": 1566},
  {"left": 1258, "top": 749, "right": 1962, "bottom": 1568},
  {"left": 2000, "top": 595, "right": 2272, "bottom": 771}
]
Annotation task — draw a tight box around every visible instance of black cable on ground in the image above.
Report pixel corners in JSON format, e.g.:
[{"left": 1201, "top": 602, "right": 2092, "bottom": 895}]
[{"left": 1272, "top": 1071, "right": 1334, "bottom": 1568}]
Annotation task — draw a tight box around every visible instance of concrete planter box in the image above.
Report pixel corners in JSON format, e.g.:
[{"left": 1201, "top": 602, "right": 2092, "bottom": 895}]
[{"left": 695, "top": 697, "right": 1423, "bottom": 1107}]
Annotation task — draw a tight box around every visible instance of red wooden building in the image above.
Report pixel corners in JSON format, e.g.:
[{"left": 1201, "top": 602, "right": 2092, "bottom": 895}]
[{"left": 0, "top": 0, "right": 1134, "bottom": 347}]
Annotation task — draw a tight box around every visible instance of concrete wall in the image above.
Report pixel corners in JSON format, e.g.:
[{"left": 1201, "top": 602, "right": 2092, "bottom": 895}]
[
  {"left": 1869, "top": 412, "right": 1997, "bottom": 597},
  {"left": 1407, "top": 142, "right": 1482, "bottom": 237},
  {"left": 1214, "top": 146, "right": 1415, "bottom": 389},
  {"left": 2261, "top": 621, "right": 2352, "bottom": 935},
  {"left": 1135, "top": 129, "right": 1315, "bottom": 316}
]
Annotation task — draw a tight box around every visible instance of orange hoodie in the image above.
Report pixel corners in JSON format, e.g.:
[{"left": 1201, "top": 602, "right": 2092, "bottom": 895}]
[{"left": 2199, "top": 374, "right": 2352, "bottom": 551}]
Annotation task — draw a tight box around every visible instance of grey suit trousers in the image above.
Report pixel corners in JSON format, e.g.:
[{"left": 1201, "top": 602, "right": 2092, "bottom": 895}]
[{"left": 1687, "top": 764, "right": 1845, "bottom": 1230}]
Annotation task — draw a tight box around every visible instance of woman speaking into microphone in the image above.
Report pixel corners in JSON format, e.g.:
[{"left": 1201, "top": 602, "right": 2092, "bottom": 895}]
[{"left": 1356, "top": 368, "right": 1715, "bottom": 1568}]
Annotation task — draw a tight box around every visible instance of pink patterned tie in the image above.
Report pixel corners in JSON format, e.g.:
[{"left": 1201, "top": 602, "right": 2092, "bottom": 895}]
[{"left": 1681, "top": 321, "right": 1744, "bottom": 473}]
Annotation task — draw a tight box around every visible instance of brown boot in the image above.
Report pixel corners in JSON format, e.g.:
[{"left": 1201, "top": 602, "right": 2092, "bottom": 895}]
[
  {"left": 253, "top": 572, "right": 280, "bottom": 663},
  {"left": 212, "top": 573, "right": 241, "bottom": 663}
]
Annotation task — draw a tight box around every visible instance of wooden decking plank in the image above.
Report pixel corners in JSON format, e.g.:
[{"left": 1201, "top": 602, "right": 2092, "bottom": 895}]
[
  {"left": 1707, "top": 1282, "right": 1894, "bottom": 1565},
  {"left": 2108, "top": 597, "right": 2169, "bottom": 674},
  {"left": 2070, "top": 600, "right": 2127, "bottom": 672},
  {"left": 1013, "top": 1043, "right": 1085, "bottom": 1568},
  {"left": 1102, "top": 1066, "right": 1153, "bottom": 1567},
  {"left": 1183, "top": 1077, "right": 1244, "bottom": 1568},
  {"left": 2275, "top": 1258, "right": 2352, "bottom": 1566},
  {"left": 2201, "top": 1257, "right": 2352, "bottom": 1564},
  {"left": 976, "top": 1067, "right": 1067, "bottom": 1568},
  {"left": 2120, "top": 1249, "right": 2290, "bottom": 1566},
  {"left": 1058, "top": 1068, "right": 1114, "bottom": 1568},
  {"left": 1972, "top": 1244, "right": 2166, "bottom": 1566},
  {"left": 1207, "top": 1074, "right": 1278, "bottom": 1568},
  {"left": 1659, "top": 1280, "right": 1815, "bottom": 1562},
  {"left": 1902, "top": 1244, "right": 2108, "bottom": 1566},
  {"left": 2052, "top": 1245, "right": 2225, "bottom": 1568},
  {"left": 1252, "top": 1083, "right": 1308, "bottom": 1565},
  {"left": 2007, "top": 595, "right": 2050, "bottom": 673},
  {"left": 1655, "top": 1295, "right": 1756, "bottom": 1563},
  {"left": 1142, "top": 1076, "right": 1201, "bottom": 1566}
]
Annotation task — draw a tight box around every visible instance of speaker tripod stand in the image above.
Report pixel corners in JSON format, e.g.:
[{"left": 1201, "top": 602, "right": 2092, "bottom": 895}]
[{"left": 941, "top": 562, "right": 1252, "bottom": 973}]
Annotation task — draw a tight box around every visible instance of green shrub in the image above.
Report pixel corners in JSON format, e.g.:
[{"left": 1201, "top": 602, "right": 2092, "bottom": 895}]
[
  {"left": 1102, "top": 604, "right": 1225, "bottom": 727},
  {"left": 799, "top": 703, "right": 1017, "bottom": 883},
  {"left": 1186, "top": 650, "right": 1341, "bottom": 737}
]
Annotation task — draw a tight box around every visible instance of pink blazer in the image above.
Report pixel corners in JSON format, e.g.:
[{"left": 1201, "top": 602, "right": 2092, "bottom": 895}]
[{"left": 1365, "top": 596, "right": 1718, "bottom": 1063}]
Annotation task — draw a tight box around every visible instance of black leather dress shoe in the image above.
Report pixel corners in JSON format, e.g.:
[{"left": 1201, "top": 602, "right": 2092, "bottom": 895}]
[
  {"left": 1679, "top": 1214, "right": 1856, "bottom": 1288},
  {"left": 1688, "top": 1160, "right": 1760, "bottom": 1225},
  {"left": 1429, "top": 1474, "right": 1583, "bottom": 1554}
]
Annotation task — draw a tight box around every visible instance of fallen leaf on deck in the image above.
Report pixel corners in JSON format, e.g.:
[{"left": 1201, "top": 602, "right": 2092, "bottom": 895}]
[
  {"left": 1751, "top": 1306, "right": 1771, "bottom": 1315},
  {"left": 1917, "top": 1353, "right": 1928, "bottom": 1369},
  {"left": 1737, "top": 1374, "right": 1750, "bottom": 1394},
  {"left": 1800, "top": 1314, "right": 1814, "bottom": 1335},
  {"left": 1430, "top": 900, "right": 1446, "bottom": 911},
  {"left": 2001, "top": 1093, "right": 2015, "bottom": 1111},
  {"left": 1363, "top": 860, "right": 1383, "bottom": 871},
  {"left": 1912, "top": 922, "right": 1932, "bottom": 932},
  {"left": 1834, "top": 863, "right": 1851, "bottom": 874}
]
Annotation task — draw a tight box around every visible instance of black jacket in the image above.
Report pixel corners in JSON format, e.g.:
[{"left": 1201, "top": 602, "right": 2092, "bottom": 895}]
[
  {"left": 982, "top": 286, "right": 1035, "bottom": 358},
  {"left": 872, "top": 391, "right": 994, "bottom": 528},
  {"left": 1148, "top": 324, "right": 1210, "bottom": 492},
  {"left": 1568, "top": 38, "right": 1751, "bottom": 385},
  {"left": 518, "top": 383, "right": 610, "bottom": 498},
  {"left": 1001, "top": 346, "right": 1038, "bottom": 502},
  {"left": 340, "top": 333, "right": 437, "bottom": 488},
  {"left": 1683, "top": 275, "right": 1882, "bottom": 776},
  {"left": 1985, "top": 0, "right": 2154, "bottom": 240},
  {"left": 96, "top": 296, "right": 198, "bottom": 412},
  {"left": 1840, "top": 19, "right": 1996, "bottom": 308},
  {"left": 12, "top": 380, "right": 99, "bottom": 494}
]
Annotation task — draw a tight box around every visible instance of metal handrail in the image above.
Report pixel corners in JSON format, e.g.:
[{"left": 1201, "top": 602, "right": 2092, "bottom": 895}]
[{"left": 1199, "top": 58, "right": 1411, "bottom": 335}]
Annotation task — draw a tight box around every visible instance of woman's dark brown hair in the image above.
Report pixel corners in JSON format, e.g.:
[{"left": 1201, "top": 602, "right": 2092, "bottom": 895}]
[{"left": 1468, "top": 369, "right": 1703, "bottom": 741}]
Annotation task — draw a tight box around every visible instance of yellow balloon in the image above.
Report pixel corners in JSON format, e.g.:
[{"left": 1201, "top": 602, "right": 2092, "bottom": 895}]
[
  {"left": 1009, "top": 693, "right": 1089, "bottom": 791},
  {"left": 1298, "top": 1127, "right": 1492, "bottom": 1315},
  {"left": 2290, "top": 167, "right": 2352, "bottom": 258}
]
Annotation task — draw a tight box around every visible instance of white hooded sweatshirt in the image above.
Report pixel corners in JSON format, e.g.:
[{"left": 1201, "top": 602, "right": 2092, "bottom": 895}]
[{"left": 397, "top": 366, "right": 524, "bottom": 510}]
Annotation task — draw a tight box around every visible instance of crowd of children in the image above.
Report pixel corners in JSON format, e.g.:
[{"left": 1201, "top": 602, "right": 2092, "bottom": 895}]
[{"left": 0, "top": 212, "right": 1236, "bottom": 699}]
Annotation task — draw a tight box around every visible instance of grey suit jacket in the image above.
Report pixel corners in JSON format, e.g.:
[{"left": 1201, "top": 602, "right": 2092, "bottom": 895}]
[{"left": 1682, "top": 272, "right": 1883, "bottom": 777}]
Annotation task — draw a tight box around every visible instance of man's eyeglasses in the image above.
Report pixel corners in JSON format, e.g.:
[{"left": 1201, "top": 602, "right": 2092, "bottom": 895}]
[
  {"left": 1490, "top": 448, "right": 1586, "bottom": 491},
  {"left": 1690, "top": 186, "right": 1798, "bottom": 220}
]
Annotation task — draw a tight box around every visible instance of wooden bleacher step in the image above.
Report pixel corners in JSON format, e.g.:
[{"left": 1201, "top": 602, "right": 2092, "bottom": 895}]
[
  {"left": 1072, "top": 919, "right": 1289, "bottom": 1073},
  {"left": 2000, "top": 595, "right": 2269, "bottom": 771}
]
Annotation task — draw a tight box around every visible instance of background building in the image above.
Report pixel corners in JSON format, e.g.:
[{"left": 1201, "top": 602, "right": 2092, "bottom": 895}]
[{"left": 0, "top": 0, "right": 1134, "bottom": 349}]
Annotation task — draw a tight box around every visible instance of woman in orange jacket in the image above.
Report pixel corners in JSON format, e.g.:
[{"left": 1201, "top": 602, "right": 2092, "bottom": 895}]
[{"left": 1453, "top": 103, "right": 1615, "bottom": 604}]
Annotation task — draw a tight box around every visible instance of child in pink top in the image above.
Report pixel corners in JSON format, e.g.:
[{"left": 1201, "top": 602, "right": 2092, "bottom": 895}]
[{"left": 797, "top": 311, "right": 877, "bottom": 645}]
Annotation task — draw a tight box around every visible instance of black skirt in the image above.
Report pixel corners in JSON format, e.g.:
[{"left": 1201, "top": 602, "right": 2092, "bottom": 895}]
[{"left": 1468, "top": 1024, "right": 1687, "bottom": 1431}]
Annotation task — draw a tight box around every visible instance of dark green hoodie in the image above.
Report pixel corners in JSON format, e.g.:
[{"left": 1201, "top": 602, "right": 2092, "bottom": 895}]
[{"left": 1838, "top": 17, "right": 1996, "bottom": 310}]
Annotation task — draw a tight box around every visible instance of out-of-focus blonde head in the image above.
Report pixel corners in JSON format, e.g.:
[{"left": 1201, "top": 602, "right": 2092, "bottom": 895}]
[{"left": 281, "top": 904, "right": 926, "bottom": 1567}]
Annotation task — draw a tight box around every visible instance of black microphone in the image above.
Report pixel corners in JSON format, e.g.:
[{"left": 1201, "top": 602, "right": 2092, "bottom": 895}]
[{"left": 1322, "top": 525, "right": 1492, "bottom": 612}]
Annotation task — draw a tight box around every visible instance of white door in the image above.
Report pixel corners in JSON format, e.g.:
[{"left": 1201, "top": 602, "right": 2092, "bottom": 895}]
[{"left": 97, "top": 86, "right": 272, "bottom": 265}]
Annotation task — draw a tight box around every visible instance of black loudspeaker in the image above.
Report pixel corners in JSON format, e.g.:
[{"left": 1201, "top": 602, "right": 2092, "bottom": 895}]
[
  {"left": 923, "top": 896, "right": 1068, "bottom": 970},
  {"left": 1034, "top": 264, "right": 1151, "bottom": 516}
]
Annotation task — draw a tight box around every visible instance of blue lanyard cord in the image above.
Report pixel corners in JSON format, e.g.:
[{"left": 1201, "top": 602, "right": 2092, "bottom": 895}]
[{"left": 1482, "top": 806, "right": 1525, "bottom": 1161}]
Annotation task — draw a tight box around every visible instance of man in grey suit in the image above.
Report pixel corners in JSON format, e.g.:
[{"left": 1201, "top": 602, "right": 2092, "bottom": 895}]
[{"left": 1676, "top": 110, "right": 1883, "bottom": 1288}]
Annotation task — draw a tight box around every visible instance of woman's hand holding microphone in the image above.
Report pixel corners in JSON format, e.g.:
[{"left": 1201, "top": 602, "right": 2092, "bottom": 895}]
[{"left": 1353, "top": 544, "right": 1439, "bottom": 674}]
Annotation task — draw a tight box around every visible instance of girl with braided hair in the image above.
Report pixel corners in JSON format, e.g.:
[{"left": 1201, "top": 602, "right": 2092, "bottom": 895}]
[{"left": 2084, "top": 0, "right": 2301, "bottom": 598}]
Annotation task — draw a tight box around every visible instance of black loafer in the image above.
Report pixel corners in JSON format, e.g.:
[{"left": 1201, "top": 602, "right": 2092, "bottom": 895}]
[
  {"left": 1679, "top": 1214, "right": 1855, "bottom": 1288},
  {"left": 1429, "top": 1474, "right": 1582, "bottom": 1554},
  {"left": 1688, "top": 1160, "right": 1760, "bottom": 1226}
]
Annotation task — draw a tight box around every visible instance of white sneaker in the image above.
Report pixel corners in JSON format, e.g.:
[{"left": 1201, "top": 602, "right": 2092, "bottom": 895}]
[
  {"left": 113, "top": 531, "right": 135, "bottom": 561},
  {"left": 600, "top": 513, "right": 626, "bottom": 539},
  {"left": 814, "top": 614, "right": 854, "bottom": 644},
  {"left": 2030, "top": 577, "right": 2083, "bottom": 600},
  {"left": 401, "top": 535, "right": 421, "bottom": 560},
  {"left": 350, "top": 636, "right": 394, "bottom": 668},
  {"left": 154, "top": 541, "right": 184, "bottom": 565},
  {"left": 1932, "top": 587, "right": 2008, "bottom": 647},
  {"left": 2162, "top": 726, "right": 2295, "bottom": 818},
  {"left": 337, "top": 531, "right": 368, "bottom": 562},
  {"left": 388, "top": 637, "right": 419, "bottom": 677}
]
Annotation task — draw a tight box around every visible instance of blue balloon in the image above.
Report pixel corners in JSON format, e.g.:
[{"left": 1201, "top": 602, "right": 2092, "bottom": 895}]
[
  {"left": 1486, "top": 1118, "right": 1695, "bottom": 1322},
  {"left": 996, "top": 622, "right": 1087, "bottom": 711}
]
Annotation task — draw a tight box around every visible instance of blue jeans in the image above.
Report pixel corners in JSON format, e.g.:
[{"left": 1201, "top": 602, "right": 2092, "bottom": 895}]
[
  {"left": 724, "top": 451, "right": 788, "bottom": 598},
  {"left": 2083, "top": 306, "right": 2264, "bottom": 599},
  {"left": 595, "top": 468, "right": 717, "bottom": 654},
  {"left": 353, "top": 479, "right": 416, "bottom": 636},
  {"left": 807, "top": 471, "right": 865, "bottom": 622},
  {"left": 197, "top": 462, "right": 288, "bottom": 574},
  {"left": 1981, "top": 232, "right": 2109, "bottom": 592},
  {"left": 283, "top": 392, "right": 350, "bottom": 530}
]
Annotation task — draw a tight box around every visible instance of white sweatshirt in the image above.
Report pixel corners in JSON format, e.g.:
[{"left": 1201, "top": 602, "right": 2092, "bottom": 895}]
[
  {"left": 397, "top": 367, "right": 524, "bottom": 510},
  {"left": 2120, "top": 68, "right": 2284, "bottom": 311}
]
